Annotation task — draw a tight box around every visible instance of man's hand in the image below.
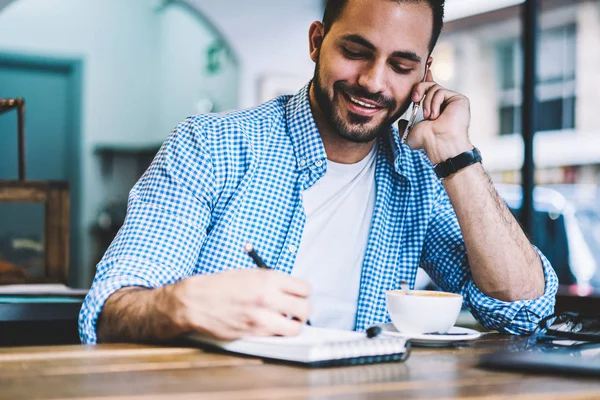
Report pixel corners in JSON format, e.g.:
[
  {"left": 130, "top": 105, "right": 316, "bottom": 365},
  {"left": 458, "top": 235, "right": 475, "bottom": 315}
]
[
  {"left": 397, "top": 71, "right": 546, "bottom": 304},
  {"left": 403, "top": 68, "right": 473, "bottom": 165},
  {"left": 170, "top": 269, "right": 311, "bottom": 340},
  {"left": 97, "top": 269, "right": 312, "bottom": 343}
]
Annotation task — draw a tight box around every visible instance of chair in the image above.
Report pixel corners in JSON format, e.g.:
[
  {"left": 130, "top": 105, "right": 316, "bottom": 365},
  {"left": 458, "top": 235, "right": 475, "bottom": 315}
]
[{"left": 0, "top": 98, "right": 70, "bottom": 284}]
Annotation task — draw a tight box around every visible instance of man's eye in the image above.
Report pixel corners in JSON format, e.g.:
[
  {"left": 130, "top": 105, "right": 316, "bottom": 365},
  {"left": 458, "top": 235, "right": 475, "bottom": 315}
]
[
  {"left": 392, "top": 65, "right": 412, "bottom": 75},
  {"left": 343, "top": 48, "right": 367, "bottom": 59}
]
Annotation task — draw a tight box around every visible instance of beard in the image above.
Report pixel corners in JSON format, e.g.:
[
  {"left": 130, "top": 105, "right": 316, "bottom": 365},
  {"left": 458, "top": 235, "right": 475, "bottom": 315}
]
[{"left": 312, "top": 59, "right": 413, "bottom": 144}]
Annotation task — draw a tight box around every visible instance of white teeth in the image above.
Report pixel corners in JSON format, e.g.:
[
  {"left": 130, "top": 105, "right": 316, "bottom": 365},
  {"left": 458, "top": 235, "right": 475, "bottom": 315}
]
[{"left": 349, "top": 96, "right": 377, "bottom": 108}]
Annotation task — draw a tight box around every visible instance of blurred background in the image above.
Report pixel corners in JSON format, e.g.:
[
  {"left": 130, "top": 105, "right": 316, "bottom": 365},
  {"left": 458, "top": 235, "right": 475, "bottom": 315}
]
[{"left": 0, "top": 0, "right": 598, "bottom": 295}]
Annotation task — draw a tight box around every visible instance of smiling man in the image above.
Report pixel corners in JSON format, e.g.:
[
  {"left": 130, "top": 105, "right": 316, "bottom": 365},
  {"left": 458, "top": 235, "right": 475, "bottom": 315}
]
[{"left": 79, "top": 0, "right": 558, "bottom": 344}]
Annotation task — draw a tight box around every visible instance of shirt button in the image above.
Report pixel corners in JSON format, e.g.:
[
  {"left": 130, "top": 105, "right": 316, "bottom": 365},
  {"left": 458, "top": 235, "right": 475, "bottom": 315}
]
[
  {"left": 299, "top": 159, "right": 306, "bottom": 167},
  {"left": 315, "top": 160, "right": 323, "bottom": 167},
  {"left": 288, "top": 244, "right": 297, "bottom": 254}
]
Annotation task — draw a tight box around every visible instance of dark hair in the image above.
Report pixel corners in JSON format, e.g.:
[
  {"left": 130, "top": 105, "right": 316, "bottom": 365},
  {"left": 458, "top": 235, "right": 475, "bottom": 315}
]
[{"left": 322, "top": 0, "right": 445, "bottom": 53}]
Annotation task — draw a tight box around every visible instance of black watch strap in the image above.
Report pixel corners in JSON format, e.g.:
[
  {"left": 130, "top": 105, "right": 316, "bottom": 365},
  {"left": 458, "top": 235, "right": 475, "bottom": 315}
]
[{"left": 433, "top": 147, "right": 482, "bottom": 179}]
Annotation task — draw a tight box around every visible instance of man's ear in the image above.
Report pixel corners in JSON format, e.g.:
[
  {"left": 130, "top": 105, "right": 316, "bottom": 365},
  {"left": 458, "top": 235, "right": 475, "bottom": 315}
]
[{"left": 308, "top": 21, "right": 325, "bottom": 63}]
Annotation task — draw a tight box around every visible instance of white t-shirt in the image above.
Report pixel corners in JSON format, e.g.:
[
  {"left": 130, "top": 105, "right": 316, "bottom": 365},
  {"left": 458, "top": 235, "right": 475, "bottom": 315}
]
[{"left": 292, "top": 144, "right": 378, "bottom": 330}]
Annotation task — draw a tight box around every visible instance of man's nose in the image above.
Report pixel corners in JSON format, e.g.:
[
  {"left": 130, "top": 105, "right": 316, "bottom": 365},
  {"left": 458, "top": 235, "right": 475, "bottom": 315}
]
[{"left": 357, "top": 60, "right": 387, "bottom": 95}]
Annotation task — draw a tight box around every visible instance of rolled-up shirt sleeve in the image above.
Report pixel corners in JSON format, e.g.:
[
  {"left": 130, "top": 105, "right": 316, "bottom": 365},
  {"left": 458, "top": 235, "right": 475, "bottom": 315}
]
[
  {"left": 419, "top": 189, "right": 559, "bottom": 335},
  {"left": 79, "top": 117, "right": 218, "bottom": 344}
]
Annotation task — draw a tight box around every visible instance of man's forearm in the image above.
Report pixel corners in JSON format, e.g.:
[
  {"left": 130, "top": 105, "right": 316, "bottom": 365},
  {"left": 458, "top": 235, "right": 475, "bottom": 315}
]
[
  {"left": 442, "top": 163, "right": 545, "bottom": 301},
  {"left": 97, "top": 285, "right": 187, "bottom": 343}
]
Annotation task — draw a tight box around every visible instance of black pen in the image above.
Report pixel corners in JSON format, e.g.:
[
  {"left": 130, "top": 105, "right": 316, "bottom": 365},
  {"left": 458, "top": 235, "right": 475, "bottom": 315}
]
[
  {"left": 243, "top": 242, "right": 311, "bottom": 326},
  {"left": 243, "top": 242, "right": 268, "bottom": 269}
]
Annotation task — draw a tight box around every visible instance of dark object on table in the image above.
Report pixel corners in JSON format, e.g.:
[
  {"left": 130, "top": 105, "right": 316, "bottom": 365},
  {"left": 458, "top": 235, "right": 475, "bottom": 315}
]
[
  {"left": 537, "top": 311, "right": 600, "bottom": 343},
  {"left": 0, "top": 297, "right": 83, "bottom": 346},
  {"left": 480, "top": 310, "right": 600, "bottom": 377},
  {"left": 479, "top": 345, "right": 600, "bottom": 377}
]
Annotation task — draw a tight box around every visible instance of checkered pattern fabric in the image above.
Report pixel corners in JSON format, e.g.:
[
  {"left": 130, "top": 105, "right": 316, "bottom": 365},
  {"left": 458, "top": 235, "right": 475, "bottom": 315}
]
[{"left": 79, "top": 84, "right": 558, "bottom": 344}]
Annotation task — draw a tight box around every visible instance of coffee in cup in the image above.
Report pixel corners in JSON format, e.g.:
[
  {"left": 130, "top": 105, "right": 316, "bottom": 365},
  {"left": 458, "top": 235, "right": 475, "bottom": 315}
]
[{"left": 386, "top": 289, "right": 463, "bottom": 335}]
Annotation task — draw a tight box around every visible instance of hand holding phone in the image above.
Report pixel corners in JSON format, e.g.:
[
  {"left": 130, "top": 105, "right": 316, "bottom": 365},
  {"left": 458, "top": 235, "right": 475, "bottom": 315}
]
[
  {"left": 400, "top": 64, "right": 430, "bottom": 144},
  {"left": 397, "top": 65, "right": 472, "bottom": 164}
]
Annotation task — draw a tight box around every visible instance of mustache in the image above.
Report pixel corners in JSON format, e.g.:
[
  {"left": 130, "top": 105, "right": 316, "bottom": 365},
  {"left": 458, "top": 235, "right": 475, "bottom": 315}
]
[{"left": 333, "top": 81, "right": 396, "bottom": 109}]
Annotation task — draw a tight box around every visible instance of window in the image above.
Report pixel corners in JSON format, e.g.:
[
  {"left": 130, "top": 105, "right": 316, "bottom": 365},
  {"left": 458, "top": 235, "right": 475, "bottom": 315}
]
[{"left": 496, "top": 24, "right": 576, "bottom": 135}]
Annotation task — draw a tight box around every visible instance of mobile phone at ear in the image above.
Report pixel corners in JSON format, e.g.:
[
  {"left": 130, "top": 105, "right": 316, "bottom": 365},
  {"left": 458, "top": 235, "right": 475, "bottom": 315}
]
[{"left": 400, "top": 64, "right": 430, "bottom": 144}]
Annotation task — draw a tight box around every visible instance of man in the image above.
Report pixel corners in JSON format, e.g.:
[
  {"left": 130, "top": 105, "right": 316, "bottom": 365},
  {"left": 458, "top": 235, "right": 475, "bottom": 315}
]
[{"left": 79, "top": 0, "right": 557, "bottom": 344}]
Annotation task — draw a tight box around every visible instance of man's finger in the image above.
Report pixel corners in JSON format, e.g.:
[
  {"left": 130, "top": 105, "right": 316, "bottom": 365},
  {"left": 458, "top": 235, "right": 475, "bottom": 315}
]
[
  {"left": 273, "top": 273, "right": 312, "bottom": 298},
  {"left": 263, "top": 290, "right": 311, "bottom": 323},
  {"left": 422, "top": 85, "right": 441, "bottom": 119},
  {"left": 252, "top": 308, "right": 304, "bottom": 337},
  {"left": 429, "top": 89, "right": 447, "bottom": 120},
  {"left": 405, "top": 120, "right": 429, "bottom": 150},
  {"left": 412, "top": 81, "right": 438, "bottom": 103}
]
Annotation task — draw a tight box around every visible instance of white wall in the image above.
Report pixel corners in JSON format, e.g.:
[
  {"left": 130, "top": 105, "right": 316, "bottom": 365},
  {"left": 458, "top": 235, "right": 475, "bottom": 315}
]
[
  {"left": 187, "top": 0, "right": 323, "bottom": 108},
  {"left": 157, "top": 3, "right": 238, "bottom": 137},
  {"left": 0, "top": 0, "right": 162, "bottom": 143},
  {"left": 0, "top": 0, "right": 238, "bottom": 286}
]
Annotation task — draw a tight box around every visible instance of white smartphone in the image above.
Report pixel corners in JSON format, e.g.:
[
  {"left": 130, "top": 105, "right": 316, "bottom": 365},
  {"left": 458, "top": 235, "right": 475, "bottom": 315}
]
[{"left": 401, "top": 64, "right": 430, "bottom": 144}]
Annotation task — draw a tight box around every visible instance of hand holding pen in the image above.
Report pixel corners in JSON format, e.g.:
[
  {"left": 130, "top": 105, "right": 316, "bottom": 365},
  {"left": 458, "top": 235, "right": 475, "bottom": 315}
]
[
  {"left": 244, "top": 242, "right": 312, "bottom": 326},
  {"left": 147, "top": 244, "right": 311, "bottom": 341}
]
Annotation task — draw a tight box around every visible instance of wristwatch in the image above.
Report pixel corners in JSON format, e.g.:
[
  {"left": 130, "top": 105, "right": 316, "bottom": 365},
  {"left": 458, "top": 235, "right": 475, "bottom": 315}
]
[{"left": 433, "top": 147, "right": 482, "bottom": 179}]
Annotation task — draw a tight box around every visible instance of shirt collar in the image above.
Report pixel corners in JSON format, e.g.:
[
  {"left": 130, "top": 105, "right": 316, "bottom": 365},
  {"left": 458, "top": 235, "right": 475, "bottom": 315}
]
[
  {"left": 384, "top": 123, "right": 414, "bottom": 180},
  {"left": 285, "top": 83, "right": 327, "bottom": 172},
  {"left": 285, "top": 82, "right": 414, "bottom": 179}
]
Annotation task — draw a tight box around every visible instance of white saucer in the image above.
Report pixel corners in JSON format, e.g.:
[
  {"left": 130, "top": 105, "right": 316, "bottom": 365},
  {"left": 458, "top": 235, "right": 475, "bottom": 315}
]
[{"left": 379, "top": 323, "right": 482, "bottom": 346}]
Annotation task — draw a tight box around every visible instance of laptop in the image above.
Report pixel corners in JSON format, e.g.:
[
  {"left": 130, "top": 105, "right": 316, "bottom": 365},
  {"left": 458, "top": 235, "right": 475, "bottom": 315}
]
[{"left": 479, "top": 344, "right": 600, "bottom": 377}]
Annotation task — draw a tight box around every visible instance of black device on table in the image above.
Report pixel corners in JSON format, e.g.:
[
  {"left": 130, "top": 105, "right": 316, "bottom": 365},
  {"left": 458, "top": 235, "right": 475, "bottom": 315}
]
[
  {"left": 480, "top": 344, "right": 600, "bottom": 377},
  {"left": 480, "top": 311, "right": 600, "bottom": 377}
]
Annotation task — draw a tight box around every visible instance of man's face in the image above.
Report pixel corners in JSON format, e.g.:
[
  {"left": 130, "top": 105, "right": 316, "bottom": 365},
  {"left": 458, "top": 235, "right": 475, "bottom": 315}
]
[{"left": 310, "top": 0, "right": 434, "bottom": 143}]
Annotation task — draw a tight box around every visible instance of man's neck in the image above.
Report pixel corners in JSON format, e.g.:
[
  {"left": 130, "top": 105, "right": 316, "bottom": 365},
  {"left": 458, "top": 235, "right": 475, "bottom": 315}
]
[{"left": 308, "top": 84, "right": 376, "bottom": 164}]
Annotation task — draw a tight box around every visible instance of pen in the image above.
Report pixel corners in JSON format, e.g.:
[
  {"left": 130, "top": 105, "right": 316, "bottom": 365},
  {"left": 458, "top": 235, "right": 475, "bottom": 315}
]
[
  {"left": 243, "top": 242, "right": 311, "bottom": 326},
  {"left": 366, "top": 325, "right": 382, "bottom": 339},
  {"left": 243, "top": 242, "right": 268, "bottom": 269}
]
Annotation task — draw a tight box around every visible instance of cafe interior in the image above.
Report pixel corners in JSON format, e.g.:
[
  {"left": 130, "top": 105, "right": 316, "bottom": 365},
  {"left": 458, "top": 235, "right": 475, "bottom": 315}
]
[{"left": 1, "top": 0, "right": 600, "bottom": 398}]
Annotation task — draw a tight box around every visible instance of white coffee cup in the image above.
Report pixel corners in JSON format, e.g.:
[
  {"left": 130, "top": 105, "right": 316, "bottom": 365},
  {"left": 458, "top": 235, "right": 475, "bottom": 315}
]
[{"left": 386, "top": 290, "right": 463, "bottom": 335}]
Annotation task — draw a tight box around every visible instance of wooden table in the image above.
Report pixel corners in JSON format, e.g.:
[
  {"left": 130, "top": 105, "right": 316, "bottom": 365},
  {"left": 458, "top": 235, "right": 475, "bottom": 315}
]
[{"left": 1, "top": 335, "right": 599, "bottom": 400}]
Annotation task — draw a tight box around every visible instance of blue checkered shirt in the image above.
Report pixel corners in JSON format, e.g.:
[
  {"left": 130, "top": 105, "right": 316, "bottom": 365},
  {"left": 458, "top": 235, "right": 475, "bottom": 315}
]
[{"left": 79, "top": 84, "right": 558, "bottom": 344}]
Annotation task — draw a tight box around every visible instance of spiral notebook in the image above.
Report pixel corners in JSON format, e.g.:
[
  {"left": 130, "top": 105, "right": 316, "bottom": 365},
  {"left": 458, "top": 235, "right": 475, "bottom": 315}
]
[{"left": 187, "top": 326, "right": 410, "bottom": 367}]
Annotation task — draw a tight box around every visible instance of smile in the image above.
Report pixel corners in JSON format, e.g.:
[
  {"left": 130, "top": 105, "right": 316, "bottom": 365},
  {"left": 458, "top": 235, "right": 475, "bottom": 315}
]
[
  {"left": 342, "top": 92, "right": 384, "bottom": 117},
  {"left": 348, "top": 96, "right": 379, "bottom": 109}
]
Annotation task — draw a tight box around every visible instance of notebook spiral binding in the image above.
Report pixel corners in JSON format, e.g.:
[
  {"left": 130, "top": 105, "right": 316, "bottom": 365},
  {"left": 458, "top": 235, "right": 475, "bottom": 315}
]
[{"left": 307, "top": 338, "right": 411, "bottom": 367}]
